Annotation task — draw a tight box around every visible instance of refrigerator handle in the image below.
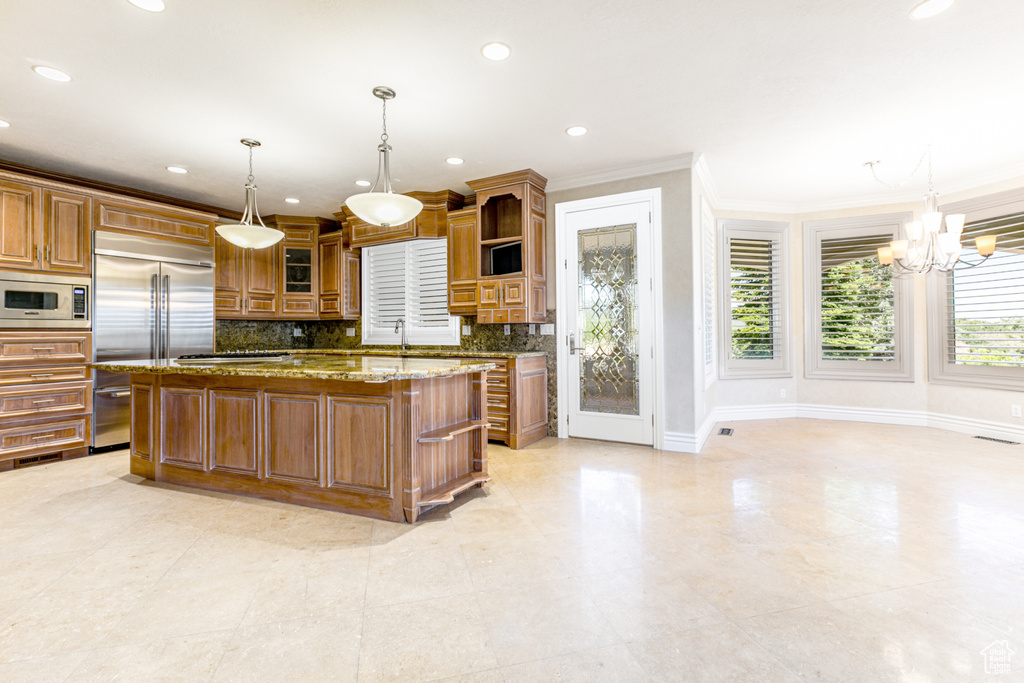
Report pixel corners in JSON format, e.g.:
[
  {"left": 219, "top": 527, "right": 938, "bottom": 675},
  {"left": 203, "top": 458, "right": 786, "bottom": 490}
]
[
  {"left": 150, "top": 274, "right": 159, "bottom": 360},
  {"left": 162, "top": 274, "right": 170, "bottom": 359}
]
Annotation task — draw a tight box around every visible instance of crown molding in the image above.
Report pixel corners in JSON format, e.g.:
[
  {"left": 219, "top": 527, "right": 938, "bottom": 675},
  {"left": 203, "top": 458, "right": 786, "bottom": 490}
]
[
  {"left": 546, "top": 153, "right": 694, "bottom": 193},
  {"left": 692, "top": 153, "right": 721, "bottom": 209}
]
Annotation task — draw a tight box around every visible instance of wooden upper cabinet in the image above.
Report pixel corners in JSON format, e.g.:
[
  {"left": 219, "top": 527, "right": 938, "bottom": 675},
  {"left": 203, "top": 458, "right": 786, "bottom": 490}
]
[
  {"left": 0, "top": 179, "right": 41, "bottom": 270},
  {"left": 317, "top": 230, "right": 360, "bottom": 320},
  {"left": 243, "top": 245, "right": 279, "bottom": 316},
  {"left": 447, "top": 207, "right": 478, "bottom": 315},
  {"left": 342, "top": 190, "right": 464, "bottom": 248},
  {"left": 264, "top": 216, "right": 324, "bottom": 320},
  {"left": 214, "top": 233, "right": 244, "bottom": 316},
  {"left": 466, "top": 169, "right": 547, "bottom": 324},
  {"left": 42, "top": 190, "right": 91, "bottom": 275},
  {"left": 342, "top": 249, "right": 360, "bottom": 319},
  {"left": 94, "top": 198, "right": 216, "bottom": 246}
]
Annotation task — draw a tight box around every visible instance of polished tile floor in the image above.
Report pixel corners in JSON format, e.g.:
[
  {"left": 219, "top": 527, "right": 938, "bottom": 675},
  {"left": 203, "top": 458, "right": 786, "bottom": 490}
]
[{"left": 1, "top": 419, "right": 1023, "bottom": 681}]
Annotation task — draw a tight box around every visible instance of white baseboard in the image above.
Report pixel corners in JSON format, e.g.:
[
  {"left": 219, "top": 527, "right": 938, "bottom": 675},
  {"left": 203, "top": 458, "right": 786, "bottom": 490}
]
[{"left": 661, "top": 402, "right": 1023, "bottom": 454}]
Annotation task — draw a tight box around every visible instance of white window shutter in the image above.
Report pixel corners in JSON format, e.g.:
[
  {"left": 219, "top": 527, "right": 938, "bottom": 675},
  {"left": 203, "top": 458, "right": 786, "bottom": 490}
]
[{"left": 362, "top": 239, "right": 460, "bottom": 346}]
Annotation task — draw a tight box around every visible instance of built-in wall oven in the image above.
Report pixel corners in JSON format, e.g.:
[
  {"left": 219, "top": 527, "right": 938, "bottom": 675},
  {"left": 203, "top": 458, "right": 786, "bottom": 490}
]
[{"left": 0, "top": 272, "right": 90, "bottom": 328}]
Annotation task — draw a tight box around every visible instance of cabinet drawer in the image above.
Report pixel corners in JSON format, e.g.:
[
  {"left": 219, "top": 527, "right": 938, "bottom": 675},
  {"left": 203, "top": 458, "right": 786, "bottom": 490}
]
[
  {"left": 509, "top": 308, "right": 527, "bottom": 323},
  {"left": 0, "top": 381, "right": 91, "bottom": 421},
  {"left": 492, "top": 309, "right": 509, "bottom": 324},
  {"left": 0, "top": 332, "right": 92, "bottom": 367},
  {"left": 486, "top": 372, "right": 509, "bottom": 392},
  {"left": 487, "top": 413, "right": 509, "bottom": 436},
  {"left": 281, "top": 298, "right": 317, "bottom": 315},
  {"left": 485, "top": 393, "right": 509, "bottom": 411},
  {"left": 0, "top": 365, "right": 89, "bottom": 386},
  {"left": 0, "top": 416, "right": 88, "bottom": 460},
  {"left": 476, "top": 309, "right": 493, "bottom": 324}
]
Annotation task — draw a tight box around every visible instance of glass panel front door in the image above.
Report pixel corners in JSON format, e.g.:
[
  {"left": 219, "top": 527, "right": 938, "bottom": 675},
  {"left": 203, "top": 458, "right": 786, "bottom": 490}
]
[{"left": 577, "top": 224, "right": 639, "bottom": 416}]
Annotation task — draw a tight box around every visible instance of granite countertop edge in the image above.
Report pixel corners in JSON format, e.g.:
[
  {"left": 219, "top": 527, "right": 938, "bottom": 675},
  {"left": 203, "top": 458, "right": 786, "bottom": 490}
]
[
  {"left": 281, "top": 349, "right": 547, "bottom": 359},
  {"left": 92, "top": 357, "right": 498, "bottom": 382}
]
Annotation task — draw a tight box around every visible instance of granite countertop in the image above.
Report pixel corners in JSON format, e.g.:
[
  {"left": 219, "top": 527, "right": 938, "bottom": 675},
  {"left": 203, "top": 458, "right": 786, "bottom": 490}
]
[
  {"left": 283, "top": 349, "right": 546, "bottom": 359},
  {"left": 92, "top": 354, "right": 497, "bottom": 382}
]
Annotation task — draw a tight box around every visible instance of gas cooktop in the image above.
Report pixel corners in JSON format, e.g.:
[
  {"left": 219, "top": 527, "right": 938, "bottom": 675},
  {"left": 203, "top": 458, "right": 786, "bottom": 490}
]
[{"left": 175, "top": 351, "right": 293, "bottom": 364}]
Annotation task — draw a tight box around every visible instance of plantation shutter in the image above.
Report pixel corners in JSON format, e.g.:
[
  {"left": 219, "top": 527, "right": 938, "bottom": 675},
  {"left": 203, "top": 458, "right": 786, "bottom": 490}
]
[
  {"left": 362, "top": 239, "right": 459, "bottom": 346},
  {"left": 728, "top": 236, "right": 783, "bottom": 361},
  {"left": 946, "top": 212, "right": 1024, "bottom": 369},
  {"left": 819, "top": 233, "right": 896, "bottom": 361},
  {"left": 701, "top": 205, "right": 716, "bottom": 383},
  {"left": 407, "top": 239, "right": 460, "bottom": 343}
]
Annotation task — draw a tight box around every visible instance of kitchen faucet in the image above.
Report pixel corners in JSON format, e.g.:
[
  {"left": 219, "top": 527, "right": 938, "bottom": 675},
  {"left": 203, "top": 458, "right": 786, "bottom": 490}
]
[{"left": 395, "top": 317, "right": 407, "bottom": 352}]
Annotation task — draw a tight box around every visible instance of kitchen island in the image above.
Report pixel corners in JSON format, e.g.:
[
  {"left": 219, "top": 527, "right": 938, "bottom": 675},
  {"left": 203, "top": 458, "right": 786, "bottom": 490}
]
[{"left": 93, "top": 354, "right": 495, "bottom": 522}]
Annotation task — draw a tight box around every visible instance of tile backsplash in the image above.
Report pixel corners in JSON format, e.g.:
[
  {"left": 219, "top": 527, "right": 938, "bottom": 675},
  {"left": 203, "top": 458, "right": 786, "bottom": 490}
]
[{"left": 216, "top": 311, "right": 558, "bottom": 435}]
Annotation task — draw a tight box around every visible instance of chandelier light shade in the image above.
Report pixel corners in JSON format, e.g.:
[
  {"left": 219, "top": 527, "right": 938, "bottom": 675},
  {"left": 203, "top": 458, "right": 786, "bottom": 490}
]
[
  {"left": 215, "top": 139, "right": 284, "bottom": 250},
  {"left": 867, "top": 149, "right": 996, "bottom": 275},
  {"left": 345, "top": 87, "right": 423, "bottom": 227}
]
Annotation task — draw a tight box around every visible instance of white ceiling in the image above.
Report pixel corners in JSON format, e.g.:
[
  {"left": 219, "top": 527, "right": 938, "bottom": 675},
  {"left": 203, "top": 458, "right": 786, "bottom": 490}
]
[{"left": 2, "top": 0, "right": 1023, "bottom": 217}]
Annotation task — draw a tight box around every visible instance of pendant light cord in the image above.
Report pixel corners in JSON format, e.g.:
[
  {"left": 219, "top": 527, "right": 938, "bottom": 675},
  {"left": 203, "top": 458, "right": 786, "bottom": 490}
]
[
  {"left": 380, "top": 97, "right": 389, "bottom": 145},
  {"left": 247, "top": 144, "right": 255, "bottom": 184}
]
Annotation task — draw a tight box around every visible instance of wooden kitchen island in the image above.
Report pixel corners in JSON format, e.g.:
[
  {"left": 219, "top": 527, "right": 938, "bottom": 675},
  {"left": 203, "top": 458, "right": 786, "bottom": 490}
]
[{"left": 93, "top": 355, "right": 495, "bottom": 522}]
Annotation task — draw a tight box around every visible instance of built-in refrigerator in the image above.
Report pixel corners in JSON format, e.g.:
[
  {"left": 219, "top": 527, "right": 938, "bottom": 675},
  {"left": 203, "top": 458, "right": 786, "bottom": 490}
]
[{"left": 92, "top": 231, "right": 215, "bottom": 449}]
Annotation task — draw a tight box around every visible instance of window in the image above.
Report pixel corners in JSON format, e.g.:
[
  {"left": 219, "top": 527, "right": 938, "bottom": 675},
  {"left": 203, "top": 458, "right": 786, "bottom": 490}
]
[
  {"left": 803, "top": 214, "right": 913, "bottom": 381},
  {"left": 717, "top": 219, "right": 790, "bottom": 378},
  {"left": 929, "top": 189, "right": 1024, "bottom": 390},
  {"left": 700, "top": 197, "right": 716, "bottom": 387},
  {"left": 362, "top": 239, "right": 460, "bottom": 346}
]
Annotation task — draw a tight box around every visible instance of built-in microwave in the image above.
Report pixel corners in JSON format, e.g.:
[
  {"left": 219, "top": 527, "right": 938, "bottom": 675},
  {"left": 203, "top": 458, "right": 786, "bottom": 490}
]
[{"left": 0, "top": 272, "right": 90, "bottom": 328}]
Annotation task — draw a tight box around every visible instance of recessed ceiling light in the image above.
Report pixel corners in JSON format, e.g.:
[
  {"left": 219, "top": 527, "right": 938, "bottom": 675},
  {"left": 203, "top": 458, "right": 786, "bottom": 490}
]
[
  {"left": 565, "top": 126, "right": 588, "bottom": 137},
  {"left": 481, "top": 42, "right": 511, "bottom": 61},
  {"left": 0, "top": 120, "right": 9, "bottom": 128},
  {"left": 127, "top": 0, "right": 165, "bottom": 11},
  {"left": 285, "top": 197, "right": 300, "bottom": 204},
  {"left": 32, "top": 66, "right": 71, "bottom": 82},
  {"left": 909, "top": 0, "right": 956, "bottom": 19},
  {"left": 355, "top": 180, "right": 371, "bottom": 187},
  {"left": 166, "top": 166, "right": 188, "bottom": 174},
  {"left": 446, "top": 157, "right": 464, "bottom": 165}
]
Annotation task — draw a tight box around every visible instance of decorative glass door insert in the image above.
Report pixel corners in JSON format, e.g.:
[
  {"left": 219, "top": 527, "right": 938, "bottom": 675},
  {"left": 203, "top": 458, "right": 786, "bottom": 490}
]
[{"left": 577, "top": 224, "right": 639, "bottom": 416}]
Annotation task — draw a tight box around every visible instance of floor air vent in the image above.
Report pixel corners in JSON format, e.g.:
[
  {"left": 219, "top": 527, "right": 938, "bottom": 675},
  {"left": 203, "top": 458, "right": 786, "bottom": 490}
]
[
  {"left": 718, "top": 428, "right": 734, "bottom": 436},
  {"left": 974, "top": 435, "right": 1020, "bottom": 445}
]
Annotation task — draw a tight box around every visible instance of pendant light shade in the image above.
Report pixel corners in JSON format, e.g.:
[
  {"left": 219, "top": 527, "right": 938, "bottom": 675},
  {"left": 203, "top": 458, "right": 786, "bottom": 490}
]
[
  {"left": 345, "top": 87, "right": 423, "bottom": 227},
  {"left": 216, "top": 139, "right": 284, "bottom": 249}
]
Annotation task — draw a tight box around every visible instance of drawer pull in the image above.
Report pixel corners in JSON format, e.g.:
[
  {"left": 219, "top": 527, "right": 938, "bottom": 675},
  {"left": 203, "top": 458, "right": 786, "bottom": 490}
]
[
  {"left": 31, "top": 434, "right": 56, "bottom": 440},
  {"left": 32, "top": 399, "right": 57, "bottom": 404},
  {"left": 31, "top": 373, "right": 55, "bottom": 378},
  {"left": 31, "top": 347, "right": 56, "bottom": 351}
]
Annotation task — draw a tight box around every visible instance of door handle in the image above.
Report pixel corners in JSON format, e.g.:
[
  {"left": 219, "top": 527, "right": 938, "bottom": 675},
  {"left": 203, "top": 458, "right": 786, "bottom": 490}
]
[
  {"left": 162, "top": 275, "right": 170, "bottom": 359},
  {"left": 151, "top": 274, "right": 159, "bottom": 360},
  {"left": 569, "top": 333, "right": 581, "bottom": 355}
]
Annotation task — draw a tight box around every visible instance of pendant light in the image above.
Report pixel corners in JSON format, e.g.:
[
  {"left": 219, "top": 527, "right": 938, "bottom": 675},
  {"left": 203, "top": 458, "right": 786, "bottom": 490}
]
[
  {"left": 215, "top": 139, "right": 284, "bottom": 249},
  {"left": 344, "top": 87, "right": 423, "bottom": 227}
]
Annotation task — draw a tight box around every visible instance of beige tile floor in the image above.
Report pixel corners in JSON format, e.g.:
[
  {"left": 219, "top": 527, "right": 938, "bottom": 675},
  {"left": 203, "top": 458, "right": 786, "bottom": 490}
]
[{"left": 1, "top": 419, "right": 1023, "bottom": 681}]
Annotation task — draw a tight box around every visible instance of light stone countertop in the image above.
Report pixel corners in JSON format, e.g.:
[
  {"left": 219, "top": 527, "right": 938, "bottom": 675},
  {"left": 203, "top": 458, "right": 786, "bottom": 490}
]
[
  {"left": 92, "top": 354, "right": 497, "bottom": 382},
  {"left": 281, "top": 349, "right": 547, "bottom": 359}
]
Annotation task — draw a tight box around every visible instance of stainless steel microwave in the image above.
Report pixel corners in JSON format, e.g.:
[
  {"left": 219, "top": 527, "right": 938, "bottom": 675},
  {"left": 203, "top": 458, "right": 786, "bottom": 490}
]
[{"left": 0, "top": 272, "right": 90, "bottom": 328}]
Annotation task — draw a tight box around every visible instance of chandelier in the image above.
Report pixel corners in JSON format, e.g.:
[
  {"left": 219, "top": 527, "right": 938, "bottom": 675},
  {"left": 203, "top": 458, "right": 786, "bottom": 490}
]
[
  {"left": 345, "top": 87, "right": 423, "bottom": 227},
  {"left": 866, "top": 149, "right": 996, "bottom": 274},
  {"left": 215, "top": 139, "right": 284, "bottom": 249}
]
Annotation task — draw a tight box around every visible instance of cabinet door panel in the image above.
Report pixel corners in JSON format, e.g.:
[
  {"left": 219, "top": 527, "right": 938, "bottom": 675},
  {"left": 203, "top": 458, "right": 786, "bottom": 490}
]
[
  {"left": 503, "top": 278, "right": 527, "bottom": 306},
  {"left": 214, "top": 234, "right": 243, "bottom": 315},
  {"left": 209, "top": 389, "right": 259, "bottom": 475},
  {"left": 245, "top": 246, "right": 278, "bottom": 297},
  {"left": 265, "top": 392, "right": 320, "bottom": 484},
  {"left": 0, "top": 180, "right": 40, "bottom": 270},
  {"left": 326, "top": 395, "right": 391, "bottom": 494},
  {"left": 159, "top": 386, "right": 205, "bottom": 469},
  {"left": 478, "top": 282, "right": 500, "bottom": 309},
  {"left": 43, "top": 190, "right": 91, "bottom": 274},
  {"left": 342, "top": 250, "right": 361, "bottom": 319}
]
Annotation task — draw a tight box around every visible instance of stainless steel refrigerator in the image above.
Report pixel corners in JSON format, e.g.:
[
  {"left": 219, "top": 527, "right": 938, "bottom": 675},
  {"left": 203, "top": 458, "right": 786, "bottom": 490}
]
[{"left": 92, "top": 231, "right": 215, "bottom": 449}]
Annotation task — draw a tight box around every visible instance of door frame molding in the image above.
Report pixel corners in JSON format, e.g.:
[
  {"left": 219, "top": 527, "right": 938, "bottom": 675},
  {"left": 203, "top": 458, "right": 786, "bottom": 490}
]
[{"left": 554, "top": 188, "right": 665, "bottom": 449}]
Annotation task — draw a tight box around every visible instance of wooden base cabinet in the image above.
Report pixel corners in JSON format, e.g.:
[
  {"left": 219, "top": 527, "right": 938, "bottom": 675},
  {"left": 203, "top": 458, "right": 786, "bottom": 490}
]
[
  {"left": 468, "top": 355, "right": 548, "bottom": 449},
  {"left": 129, "top": 371, "right": 489, "bottom": 522},
  {"left": 0, "top": 331, "right": 92, "bottom": 471}
]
